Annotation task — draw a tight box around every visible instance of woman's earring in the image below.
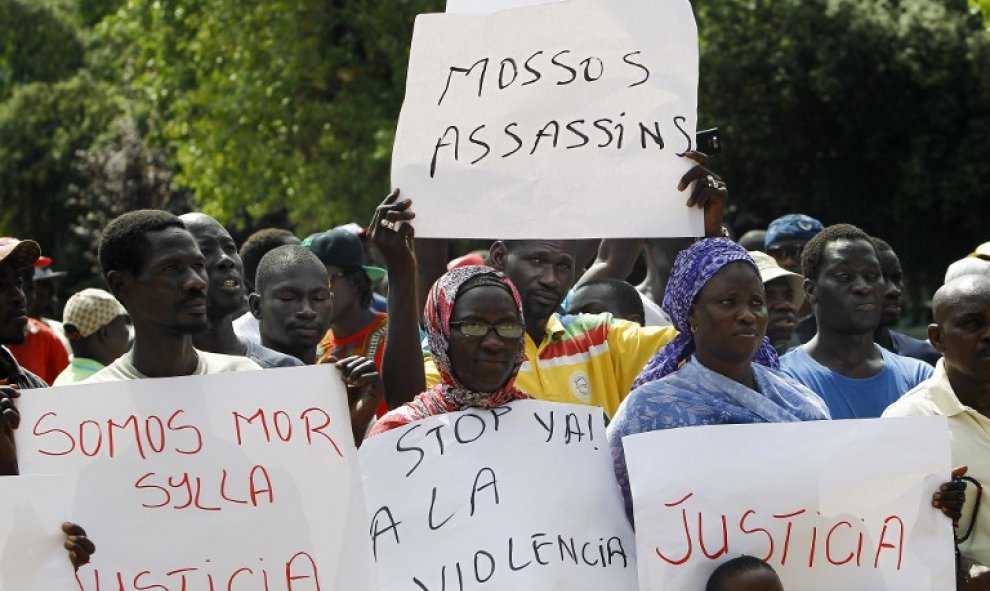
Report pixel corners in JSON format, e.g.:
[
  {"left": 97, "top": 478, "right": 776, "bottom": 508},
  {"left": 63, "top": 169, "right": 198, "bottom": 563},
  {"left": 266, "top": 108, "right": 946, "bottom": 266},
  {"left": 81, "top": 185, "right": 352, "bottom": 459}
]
[{"left": 690, "top": 325, "right": 698, "bottom": 333}]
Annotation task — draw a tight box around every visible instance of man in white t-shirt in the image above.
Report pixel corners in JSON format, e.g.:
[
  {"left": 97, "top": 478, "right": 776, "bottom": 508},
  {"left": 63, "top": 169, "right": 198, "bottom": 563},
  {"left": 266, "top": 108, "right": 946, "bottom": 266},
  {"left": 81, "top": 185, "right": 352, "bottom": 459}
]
[{"left": 86, "top": 210, "right": 260, "bottom": 382}]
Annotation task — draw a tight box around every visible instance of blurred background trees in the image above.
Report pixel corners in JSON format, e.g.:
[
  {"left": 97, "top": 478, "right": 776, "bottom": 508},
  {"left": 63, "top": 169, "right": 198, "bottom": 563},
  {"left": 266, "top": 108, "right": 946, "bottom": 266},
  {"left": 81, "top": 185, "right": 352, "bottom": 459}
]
[{"left": 0, "top": 0, "right": 987, "bottom": 305}]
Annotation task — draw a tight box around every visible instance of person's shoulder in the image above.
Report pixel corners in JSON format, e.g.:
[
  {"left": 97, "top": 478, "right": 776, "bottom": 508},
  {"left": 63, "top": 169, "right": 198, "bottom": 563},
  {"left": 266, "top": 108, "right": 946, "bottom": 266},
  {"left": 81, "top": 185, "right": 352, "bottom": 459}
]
[
  {"left": 244, "top": 341, "right": 304, "bottom": 369},
  {"left": 18, "top": 366, "right": 49, "bottom": 389},
  {"left": 881, "top": 347, "right": 934, "bottom": 379},
  {"left": 779, "top": 346, "right": 814, "bottom": 371},
  {"left": 563, "top": 312, "right": 677, "bottom": 342},
  {"left": 197, "top": 350, "right": 263, "bottom": 372},
  {"left": 623, "top": 372, "right": 692, "bottom": 410},
  {"left": 83, "top": 357, "right": 133, "bottom": 383},
  {"left": 882, "top": 380, "right": 940, "bottom": 417}
]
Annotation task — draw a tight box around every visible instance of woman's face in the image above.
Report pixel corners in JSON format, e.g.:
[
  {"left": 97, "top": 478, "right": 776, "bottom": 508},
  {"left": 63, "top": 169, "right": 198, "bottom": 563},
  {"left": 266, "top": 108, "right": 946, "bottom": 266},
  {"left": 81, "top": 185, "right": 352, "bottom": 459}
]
[
  {"left": 448, "top": 285, "right": 523, "bottom": 392},
  {"left": 689, "top": 262, "right": 768, "bottom": 366}
]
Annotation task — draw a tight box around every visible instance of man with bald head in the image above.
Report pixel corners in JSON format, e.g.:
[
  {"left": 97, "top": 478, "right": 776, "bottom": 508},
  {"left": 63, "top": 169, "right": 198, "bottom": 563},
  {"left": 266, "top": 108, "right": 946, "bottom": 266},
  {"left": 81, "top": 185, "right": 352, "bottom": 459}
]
[
  {"left": 179, "top": 213, "right": 302, "bottom": 369},
  {"left": 885, "top": 275, "right": 990, "bottom": 577}
]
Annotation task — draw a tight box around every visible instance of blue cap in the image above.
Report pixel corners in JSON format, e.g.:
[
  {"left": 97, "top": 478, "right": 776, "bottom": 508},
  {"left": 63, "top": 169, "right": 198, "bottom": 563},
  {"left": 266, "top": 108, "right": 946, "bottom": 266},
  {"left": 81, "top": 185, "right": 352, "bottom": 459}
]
[{"left": 765, "top": 214, "right": 824, "bottom": 248}]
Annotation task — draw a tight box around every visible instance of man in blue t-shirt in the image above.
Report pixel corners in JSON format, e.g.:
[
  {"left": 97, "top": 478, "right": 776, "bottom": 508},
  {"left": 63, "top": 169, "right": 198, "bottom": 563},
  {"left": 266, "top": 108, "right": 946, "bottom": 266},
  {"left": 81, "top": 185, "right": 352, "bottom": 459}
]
[{"left": 780, "top": 224, "right": 933, "bottom": 419}]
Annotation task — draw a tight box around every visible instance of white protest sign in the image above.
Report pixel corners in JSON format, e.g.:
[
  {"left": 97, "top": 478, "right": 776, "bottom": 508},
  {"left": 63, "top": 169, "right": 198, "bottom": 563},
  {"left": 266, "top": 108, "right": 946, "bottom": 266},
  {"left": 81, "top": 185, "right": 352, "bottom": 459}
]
[
  {"left": 623, "top": 417, "right": 955, "bottom": 591},
  {"left": 0, "top": 475, "right": 76, "bottom": 591},
  {"left": 16, "top": 365, "right": 376, "bottom": 591},
  {"left": 392, "top": 0, "right": 702, "bottom": 239},
  {"left": 446, "top": 0, "right": 564, "bottom": 15},
  {"left": 360, "top": 399, "right": 637, "bottom": 590}
]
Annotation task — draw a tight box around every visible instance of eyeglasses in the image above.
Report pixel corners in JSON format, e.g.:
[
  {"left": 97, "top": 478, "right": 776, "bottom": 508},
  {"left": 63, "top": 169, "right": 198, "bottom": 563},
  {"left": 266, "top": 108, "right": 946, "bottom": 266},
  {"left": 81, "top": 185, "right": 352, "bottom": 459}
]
[
  {"left": 767, "top": 244, "right": 803, "bottom": 259},
  {"left": 450, "top": 321, "right": 525, "bottom": 339}
]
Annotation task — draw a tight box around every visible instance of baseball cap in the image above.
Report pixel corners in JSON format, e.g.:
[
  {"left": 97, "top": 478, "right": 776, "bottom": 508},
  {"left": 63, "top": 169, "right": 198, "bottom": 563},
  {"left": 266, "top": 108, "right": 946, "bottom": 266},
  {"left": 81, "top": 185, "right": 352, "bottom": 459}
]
[
  {"left": 0, "top": 237, "right": 42, "bottom": 272},
  {"left": 749, "top": 250, "right": 805, "bottom": 309},
  {"left": 764, "top": 214, "right": 824, "bottom": 248},
  {"left": 301, "top": 229, "right": 386, "bottom": 282},
  {"left": 63, "top": 288, "right": 128, "bottom": 338}
]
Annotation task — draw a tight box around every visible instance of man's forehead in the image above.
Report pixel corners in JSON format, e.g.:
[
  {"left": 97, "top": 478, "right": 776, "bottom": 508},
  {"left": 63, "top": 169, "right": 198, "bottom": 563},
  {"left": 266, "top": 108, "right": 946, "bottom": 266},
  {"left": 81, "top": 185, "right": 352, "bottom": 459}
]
[
  {"left": 946, "top": 289, "right": 990, "bottom": 317},
  {"left": 571, "top": 283, "right": 612, "bottom": 302},
  {"left": 823, "top": 237, "right": 877, "bottom": 262},
  {"left": 144, "top": 227, "right": 203, "bottom": 260},
  {"left": 181, "top": 215, "right": 231, "bottom": 240},
  {"left": 268, "top": 262, "right": 329, "bottom": 289},
  {"left": 505, "top": 239, "right": 576, "bottom": 256}
]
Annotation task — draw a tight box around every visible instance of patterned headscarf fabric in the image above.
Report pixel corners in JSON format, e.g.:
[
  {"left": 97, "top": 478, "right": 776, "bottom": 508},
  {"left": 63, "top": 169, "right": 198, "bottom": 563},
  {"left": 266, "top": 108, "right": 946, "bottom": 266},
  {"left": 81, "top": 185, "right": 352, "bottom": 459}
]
[
  {"left": 370, "top": 266, "right": 530, "bottom": 436},
  {"left": 632, "top": 238, "right": 779, "bottom": 389}
]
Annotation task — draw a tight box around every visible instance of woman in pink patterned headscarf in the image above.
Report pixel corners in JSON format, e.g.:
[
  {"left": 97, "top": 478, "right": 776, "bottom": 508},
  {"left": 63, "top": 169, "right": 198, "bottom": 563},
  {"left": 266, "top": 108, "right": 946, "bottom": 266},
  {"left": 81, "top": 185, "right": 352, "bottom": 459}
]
[{"left": 369, "top": 265, "right": 530, "bottom": 436}]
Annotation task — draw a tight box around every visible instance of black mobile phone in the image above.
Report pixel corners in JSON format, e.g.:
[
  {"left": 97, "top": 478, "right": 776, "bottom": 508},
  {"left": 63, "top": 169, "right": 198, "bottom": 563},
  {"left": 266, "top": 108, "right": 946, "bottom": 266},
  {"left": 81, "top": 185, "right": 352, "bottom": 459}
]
[{"left": 695, "top": 127, "right": 721, "bottom": 155}]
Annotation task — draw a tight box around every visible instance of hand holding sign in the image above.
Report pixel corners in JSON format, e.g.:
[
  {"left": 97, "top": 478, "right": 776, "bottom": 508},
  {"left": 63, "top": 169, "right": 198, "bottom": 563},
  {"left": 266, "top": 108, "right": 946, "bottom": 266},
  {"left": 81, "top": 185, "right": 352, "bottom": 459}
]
[{"left": 62, "top": 522, "right": 96, "bottom": 571}]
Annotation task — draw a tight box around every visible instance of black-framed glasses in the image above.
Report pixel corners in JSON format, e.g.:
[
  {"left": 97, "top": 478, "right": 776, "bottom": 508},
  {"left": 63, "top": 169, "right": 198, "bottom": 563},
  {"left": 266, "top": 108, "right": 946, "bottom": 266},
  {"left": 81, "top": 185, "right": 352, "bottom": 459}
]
[{"left": 450, "top": 321, "right": 525, "bottom": 339}]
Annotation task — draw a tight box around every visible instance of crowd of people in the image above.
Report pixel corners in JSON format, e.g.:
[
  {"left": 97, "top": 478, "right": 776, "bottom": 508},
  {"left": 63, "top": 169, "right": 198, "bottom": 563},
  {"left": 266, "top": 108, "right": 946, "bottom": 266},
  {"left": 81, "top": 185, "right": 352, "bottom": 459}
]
[{"left": 0, "top": 154, "right": 989, "bottom": 589}]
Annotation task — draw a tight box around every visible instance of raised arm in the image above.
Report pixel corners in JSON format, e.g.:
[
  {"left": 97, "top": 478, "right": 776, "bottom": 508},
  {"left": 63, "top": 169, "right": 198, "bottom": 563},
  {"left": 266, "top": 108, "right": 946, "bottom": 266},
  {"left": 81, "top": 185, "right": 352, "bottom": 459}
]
[{"left": 370, "top": 190, "right": 426, "bottom": 408}]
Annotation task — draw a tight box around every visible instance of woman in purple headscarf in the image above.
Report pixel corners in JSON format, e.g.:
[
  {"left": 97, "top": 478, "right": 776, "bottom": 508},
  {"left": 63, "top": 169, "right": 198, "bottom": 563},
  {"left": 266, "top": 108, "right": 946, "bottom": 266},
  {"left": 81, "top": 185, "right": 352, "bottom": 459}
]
[{"left": 606, "top": 238, "right": 830, "bottom": 519}]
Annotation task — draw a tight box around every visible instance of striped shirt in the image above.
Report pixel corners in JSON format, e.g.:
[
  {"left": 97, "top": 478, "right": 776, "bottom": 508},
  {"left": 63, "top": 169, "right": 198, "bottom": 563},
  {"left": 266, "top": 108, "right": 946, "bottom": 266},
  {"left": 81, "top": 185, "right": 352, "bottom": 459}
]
[{"left": 425, "top": 312, "right": 677, "bottom": 418}]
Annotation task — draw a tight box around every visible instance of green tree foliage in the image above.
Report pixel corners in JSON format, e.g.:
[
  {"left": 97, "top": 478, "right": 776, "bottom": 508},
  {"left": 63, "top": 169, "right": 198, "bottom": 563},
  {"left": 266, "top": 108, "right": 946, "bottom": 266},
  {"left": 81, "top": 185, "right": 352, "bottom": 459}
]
[
  {"left": 0, "top": 73, "right": 120, "bottom": 252},
  {"left": 69, "top": 117, "right": 194, "bottom": 275},
  {"left": 97, "top": 0, "right": 440, "bottom": 235},
  {"left": 0, "top": 0, "right": 84, "bottom": 100},
  {"left": 972, "top": 0, "right": 990, "bottom": 27},
  {"left": 696, "top": 0, "right": 990, "bottom": 287}
]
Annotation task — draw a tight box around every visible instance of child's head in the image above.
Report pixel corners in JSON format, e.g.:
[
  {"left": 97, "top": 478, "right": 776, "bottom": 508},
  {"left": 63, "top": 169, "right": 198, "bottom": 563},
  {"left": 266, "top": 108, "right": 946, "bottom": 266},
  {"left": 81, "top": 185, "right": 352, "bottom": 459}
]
[{"left": 705, "top": 555, "right": 784, "bottom": 591}]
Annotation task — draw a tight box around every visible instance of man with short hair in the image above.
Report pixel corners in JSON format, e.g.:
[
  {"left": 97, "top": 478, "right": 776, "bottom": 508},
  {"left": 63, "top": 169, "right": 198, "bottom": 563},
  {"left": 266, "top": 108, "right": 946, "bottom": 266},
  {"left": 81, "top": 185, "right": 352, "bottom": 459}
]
[
  {"left": 52, "top": 288, "right": 131, "bottom": 385},
  {"left": 179, "top": 213, "right": 302, "bottom": 369},
  {"left": 749, "top": 250, "right": 804, "bottom": 355},
  {"left": 233, "top": 227, "right": 301, "bottom": 345},
  {"left": 780, "top": 224, "right": 932, "bottom": 418},
  {"left": 250, "top": 245, "right": 383, "bottom": 442},
  {"left": 566, "top": 279, "right": 646, "bottom": 326},
  {"left": 871, "top": 237, "right": 940, "bottom": 365},
  {"left": 250, "top": 245, "right": 335, "bottom": 365},
  {"left": 86, "top": 209, "right": 260, "bottom": 382},
  {"left": 884, "top": 275, "right": 990, "bottom": 579}
]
